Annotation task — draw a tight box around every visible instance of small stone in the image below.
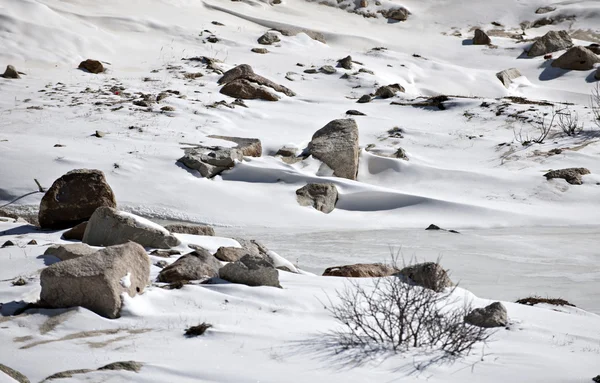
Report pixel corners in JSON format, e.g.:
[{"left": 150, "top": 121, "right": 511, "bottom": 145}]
[
  {"left": 27, "top": 239, "right": 37, "bottom": 245},
  {"left": 337, "top": 56, "right": 353, "bottom": 70},
  {"left": 258, "top": 32, "right": 280, "bottom": 45},
  {"left": 296, "top": 183, "right": 338, "bottom": 214},
  {"left": 426, "top": 224, "right": 441, "bottom": 230},
  {"left": 94, "top": 130, "right": 105, "bottom": 138},
  {"left": 346, "top": 110, "right": 366, "bottom": 116},
  {"left": 303, "top": 68, "right": 318, "bottom": 74},
  {"left": 150, "top": 249, "right": 181, "bottom": 258},
  {"left": 212, "top": 21, "right": 225, "bottom": 26},
  {"left": 357, "top": 94, "right": 372, "bottom": 103},
  {"left": 2, "top": 240, "right": 15, "bottom": 248},
  {"left": 251, "top": 48, "right": 269, "bottom": 54},
  {"left": 473, "top": 29, "right": 492, "bottom": 45},
  {"left": 79, "top": 59, "right": 104, "bottom": 74},
  {"left": 12, "top": 277, "right": 27, "bottom": 286},
  {"left": 206, "top": 35, "right": 219, "bottom": 43},
  {"left": 319, "top": 65, "right": 337, "bottom": 74},
  {"left": 323, "top": 263, "right": 398, "bottom": 278}
]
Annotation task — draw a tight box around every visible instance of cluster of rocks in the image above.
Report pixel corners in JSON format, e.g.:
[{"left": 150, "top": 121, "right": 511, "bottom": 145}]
[{"left": 218, "top": 64, "right": 295, "bottom": 101}]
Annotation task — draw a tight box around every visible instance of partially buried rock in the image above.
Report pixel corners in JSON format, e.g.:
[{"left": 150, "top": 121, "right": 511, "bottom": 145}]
[
  {"left": 544, "top": 167, "right": 590, "bottom": 185},
  {"left": 0, "top": 364, "right": 29, "bottom": 383},
  {"left": 346, "top": 110, "right": 366, "bottom": 116},
  {"left": 319, "top": 65, "right": 337, "bottom": 74},
  {"left": 496, "top": 68, "right": 523, "bottom": 88},
  {"left": 552, "top": 46, "right": 600, "bottom": 70},
  {"left": 375, "top": 84, "right": 405, "bottom": 99},
  {"left": 38, "top": 169, "right": 117, "bottom": 230},
  {"left": 1, "top": 240, "right": 15, "bottom": 248},
  {"left": 380, "top": 7, "right": 410, "bottom": 21},
  {"left": 323, "top": 263, "right": 398, "bottom": 278},
  {"left": 157, "top": 249, "right": 221, "bottom": 283},
  {"left": 473, "top": 29, "right": 491, "bottom": 45},
  {"left": 218, "top": 64, "right": 295, "bottom": 98},
  {"left": 307, "top": 119, "right": 360, "bottom": 180},
  {"left": 164, "top": 224, "right": 215, "bottom": 236},
  {"left": 465, "top": 302, "right": 508, "bottom": 328},
  {"left": 587, "top": 43, "right": 600, "bottom": 55},
  {"left": 178, "top": 147, "right": 243, "bottom": 178},
  {"left": 1, "top": 65, "right": 20, "bottom": 79},
  {"left": 337, "top": 55, "right": 353, "bottom": 70},
  {"left": 251, "top": 48, "right": 269, "bottom": 54},
  {"left": 79, "top": 59, "right": 104, "bottom": 74},
  {"left": 208, "top": 135, "right": 262, "bottom": 157},
  {"left": 535, "top": 6, "right": 556, "bottom": 14},
  {"left": 397, "top": 262, "right": 453, "bottom": 292},
  {"left": 62, "top": 221, "right": 88, "bottom": 241},
  {"left": 219, "top": 254, "right": 280, "bottom": 287},
  {"left": 296, "top": 183, "right": 338, "bottom": 214},
  {"left": 357, "top": 94, "right": 372, "bottom": 103},
  {"left": 40, "top": 242, "right": 150, "bottom": 319},
  {"left": 595, "top": 67, "right": 600, "bottom": 81},
  {"left": 221, "top": 79, "right": 279, "bottom": 101},
  {"left": 83, "top": 207, "right": 180, "bottom": 249},
  {"left": 44, "top": 243, "right": 97, "bottom": 261},
  {"left": 257, "top": 32, "right": 280, "bottom": 45},
  {"left": 528, "top": 30, "right": 573, "bottom": 57}
]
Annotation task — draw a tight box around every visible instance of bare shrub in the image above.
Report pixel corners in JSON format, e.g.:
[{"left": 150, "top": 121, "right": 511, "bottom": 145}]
[
  {"left": 592, "top": 83, "right": 600, "bottom": 130},
  {"left": 556, "top": 106, "right": 583, "bottom": 136}
]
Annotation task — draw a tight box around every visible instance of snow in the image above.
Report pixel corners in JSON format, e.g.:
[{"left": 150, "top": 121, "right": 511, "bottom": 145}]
[
  {"left": 1, "top": 0, "right": 600, "bottom": 381},
  {"left": 120, "top": 272, "right": 132, "bottom": 288}
]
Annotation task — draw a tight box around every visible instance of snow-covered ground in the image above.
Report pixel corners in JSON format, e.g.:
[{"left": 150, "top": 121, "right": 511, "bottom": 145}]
[{"left": 1, "top": 0, "right": 600, "bottom": 381}]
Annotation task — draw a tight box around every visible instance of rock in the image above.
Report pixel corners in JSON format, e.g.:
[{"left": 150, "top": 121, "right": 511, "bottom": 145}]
[
  {"left": 206, "top": 35, "right": 219, "bottom": 43},
  {"left": 164, "top": 224, "right": 215, "bottom": 236},
  {"left": 465, "top": 302, "right": 508, "bottom": 328},
  {"left": 496, "top": 68, "right": 523, "bottom": 88},
  {"left": 473, "top": 29, "right": 491, "bottom": 45},
  {"left": 79, "top": 59, "right": 104, "bottom": 74},
  {"left": 27, "top": 239, "right": 37, "bottom": 245},
  {"left": 346, "top": 110, "right": 366, "bottom": 116},
  {"left": 426, "top": 224, "right": 441, "bottom": 230},
  {"left": 219, "top": 254, "right": 281, "bottom": 287},
  {"left": 397, "top": 262, "right": 453, "bottom": 292},
  {"left": 375, "top": 84, "right": 405, "bottom": 99},
  {"left": 380, "top": 7, "right": 410, "bottom": 21},
  {"left": 178, "top": 147, "right": 244, "bottom": 178},
  {"left": 271, "top": 27, "right": 326, "bottom": 43},
  {"left": 296, "top": 183, "right": 338, "bottom": 214},
  {"left": 218, "top": 64, "right": 295, "bottom": 97},
  {"left": 208, "top": 135, "right": 262, "bottom": 157},
  {"left": 44, "top": 243, "right": 97, "bottom": 261},
  {"left": 307, "top": 119, "right": 360, "bottom": 180},
  {"left": 527, "top": 30, "right": 573, "bottom": 57},
  {"left": 98, "top": 361, "right": 143, "bottom": 372},
  {"left": 233, "top": 238, "right": 270, "bottom": 257},
  {"left": 150, "top": 249, "right": 180, "bottom": 258},
  {"left": 39, "top": 169, "right": 117, "bottom": 229},
  {"left": 323, "top": 263, "right": 397, "bottom": 278},
  {"left": 1, "top": 65, "right": 20, "bottom": 79},
  {"left": 337, "top": 55, "right": 353, "bottom": 70},
  {"left": 393, "top": 147, "right": 408, "bottom": 160},
  {"left": 40, "top": 242, "right": 150, "bottom": 319},
  {"left": 552, "top": 46, "right": 600, "bottom": 70},
  {"left": 0, "top": 364, "right": 29, "bottom": 383},
  {"left": 275, "top": 146, "right": 298, "bottom": 157},
  {"left": 62, "top": 221, "right": 88, "bottom": 240},
  {"left": 544, "top": 167, "right": 590, "bottom": 185},
  {"left": 596, "top": 67, "right": 600, "bottom": 81},
  {"left": 587, "top": 43, "right": 600, "bottom": 55},
  {"left": 94, "top": 130, "right": 105, "bottom": 138},
  {"left": 251, "top": 48, "right": 269, "bottom": 54},
  {"left": 83, "top": 207, "right": 180, "bottom": 249},
  {"left": 2, "top": 240, "right": 15, "bottom": 248},
  {"left": 214, "top": 246, "right": 246, "bottom": 262},
  {"left": 319, "top": 65, "right": 336, "bottom": 74},
  {"left": 258, "top": 32, "right": 280, "bottom": 45},
  {"left": 220, "top": 79, "right": 280, "bottom": 101},
  {"left": 157, "top": 249, "right": 221, "bottom": 283},
  {"left": 535, "top": 6, "right": 556, "bottom": 14},
  {"left": 304, "top": 68, "right": 318, "bottom": 74},
  {"left": 357, "top": 94, "right": 372, "bottom": 103}
]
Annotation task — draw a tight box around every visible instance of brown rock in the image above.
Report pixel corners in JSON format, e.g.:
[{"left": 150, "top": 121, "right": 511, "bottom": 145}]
[
  {"left": 473, "top": 29, "right": 491, "bottom": 45},
  {"left": 551, "top": 46, "right": 600, "bottom": 70},
  {"left": 323, "top": 263, "right": 398, "bottom": 278},
  {"left": 397, "top": 262, "right": 453, "bottom": 292},
  {"left": 164, "top": 224, "right": 215, "bottom": 236},
  {"left": 1, "top": 65, "right": 20, "bottom": 79},
  {"left": 214, "top": 246, "right": 246, "bottom": 262},
  {"left": 220, "top": 79, "right": 280, "bottom": 101},
  {"left": 157, "top": 249, "right": 221, "bottom": 283},
  {"left": 544, "top": 167, "right": 590, "bottom": 185},
  {"left": 79, "top": 59, "right": 104, "bottom": 74},
  {"left": 62, "top": 221, "right": 88, "bottom": 241}
]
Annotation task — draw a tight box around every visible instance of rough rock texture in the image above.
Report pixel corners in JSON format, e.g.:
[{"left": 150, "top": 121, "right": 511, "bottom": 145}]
[
  {"left": 551, "top": 46, "right": 600, "bottom": 70},
  {"left": 214, "top": 247, "right": 246, "bottom": 262},
  {"left": 528, "top": 30, "right": 573, "bottom": 57},
  {"left": 39, "top": 169, "right": 117, "bottom": 229},
  {"left": 218, "top": 64, "right": 295, "bottom": 97},
  {"left": 323, "top": 263, "right": 398, "bottom": 278},
  {"left": 44, "top": 243, "right": 97, "bottom": 261},
  {"left": 40, "top": 242, "right": 150, "bottom": 319},
  {"left": 178, "top": 147, "right": 244, "bottom": 178},
  {"left": 296, "top": 183, "right": 338, "bottom": 214},
  {"left": 157, "top": 249, "right": 221, "bottom": 283},
  {"left": 535, "top": 6, "right": 556, "bottom": 14},
  {"left": 62, "top": 221, "right": 88, "bottom": 241},
  {"left": 473, "top": 29, "right": 491, "bottom": 45},
  {"left": 79, "top": 59, "right": 104, "bottom": 74},
  {"left": 544, "top": 167, "right": 590, "bottom": 185},
  {"left": 271, "top": 27, "right": 326, "bottom": 43},
  {"left": 251, "top": 48, "right": 269, "bottom": 54},
  {"left": 587, "top": 43, "right": 600, "bottom": 54},
  {"left": 0, "top": 364, "right": 29, "bottom": 383},
  {"left": 219, "top": 254, "right": 281, "bottom": 287},
  {"left": 375, "top": 84, "right": 405, "bottom": 98},
  {"left": 319, "top": 65, "right": 336, "bottom": 74},
  {"left": 83, "top": 207, "right": 180, "bottom": 249},
  {"left": 220, "top": 79, "right": 280, "bottom": 101},
  {"left": 1, "top": 65, "right": 20, "bottom": 79},
  {"left": 397, "top": 262, "right": 453, "bottom": 292},
  {"left": 337, "top": 55, "right": 353, "bottom": 70},
  {"left": 164, "top": 224, "right": 215, "bottom": 236},
  {"left": 357, "top": 94, "right": 372, "bottom": 103},
  {"left": 465, "top": 302, "right": 508, "bottom": 328},
  {"left": 380, "top": 7, "right": 409, "bottom": 21},
  {"left": 496, "top": 68, "right": 523, "bottom": 88},
  {"left": 307, "top": 119, "right": 360, "bottom": 180},
  {"left": 258, "top": 32, "right": 280, "bottom": 45},
  {"left": 207, "top": 135, "right": 262, "bottom": 157}
]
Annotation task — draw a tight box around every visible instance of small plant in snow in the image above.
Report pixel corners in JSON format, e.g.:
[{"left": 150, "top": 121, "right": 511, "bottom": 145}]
[
  {"left": 591, "top": 83, "right": 600, "bottom": 130},
  {"left": 556, "top": 106, "right": 583, "bottom": 136}
]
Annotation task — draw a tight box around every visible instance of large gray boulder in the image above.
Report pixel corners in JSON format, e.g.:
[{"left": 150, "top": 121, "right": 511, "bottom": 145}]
[
  {"left": 164, "top": 224, "right": 215, "bottom": 236},
  {"left": 307, "top": 119, "right": 360, "bottom": 180},
  {"left": 44, "top": 243, "right": 97, "bottom": 261},
  {"left": 551, "top": 46, "right": 600, "bottom": 70},
  {"left": 39, "top": 169, "right": 117, "bottom": 229},
  {"left": 465, "top": 302, "right": 508, "bottom": 328},
  {"left": 296, "top": 183, "right": 338, "bottom": 214},
  {"left": 157, "top": 249, "right": 221, "bottom": 283},
  {"left": 83, "top": 207, "right": 180, "bottom": 249},
  {"left": 397, "top": 262, "right": 453, "bottom": 292},
  {"left": 40, "top": 242, "right": 150, "bottom": 319},
  {"left": 528, "top": 30, "right": 573, "bottom": 57},
  {"left": 323, "top": 263, "right": 398, "bottom": 277},
  {"left": 496, "top": 68, "right": 523, "bottom": 88},
  {"left": 219, "top": 254, "right": 280, "bottom": 287},
  {"left": 544, "top": 167, "right": 590, "bottom": 185},
  {"left": 1, "top": 65, "right": 20, "bottom": 79}
]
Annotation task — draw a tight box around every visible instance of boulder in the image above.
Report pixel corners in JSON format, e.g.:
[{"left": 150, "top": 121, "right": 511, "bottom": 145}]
[
  {"left": 164, "top": 224, "right": 215, "bottom": 236},
  {"left": 296, "top": 183, "right": 338, "bottom": 214},
  {"left": 587, "top": 43, "right": 600, "bottom": 55},
  {"left": 307, "top": 119, "right": 360, "bottom": 180},
  {"left": 380, "top": 7, "right": 409, "bottom": 21},
  {"left": 1, "top": 65, "right": 20, "bottom": 79},
  {"left": 214, "top": 246, "right": 246, "bottom": 262},
  {"left": 544, "top": 167, "right": 590, "bottom": 185},
  {"left": 397, "top": 262, "right": 453, "bottom": 292},
  {"left": 207, "top": 135, "right": 262, "bottom": 157},
  {"left": 323, "top": 263, "right": 398, "bottom": 278},
  {"left": 62, "top": 221, "right": 88, "bottom": 241},
  {"left": 496, "top": 68, "right": 523, "bottom": 88},
  {"left": 233, "top": 238, "right": 270, "bottom": 257},
  {"left": 337, "top": 55, "right": 353, "bottom": 70},
  {"left": 39, "top": 169, "right": 117, "bottom": 229},
  {"left": 465, "top": 302, "right": 508, "bottom": 328},
  {"left": 552, "top": 46, "right": 600, "bottom": 70},
  {"left": 258, "top": 32, "right": 280, "bottom": 45},
  {"left": 40, "top": 242, "right": 150, "bottom": 319},
  {"left": 375, "top": 84, "right": 405, "bottom": 99},
  {"left": 535, "top": 6, "right": 556, "bottom": 14},
  {"left": 79, "top": 59, "right": 104, "bottom": 74},
  {"left": 220, "top": 79, "right": 280, "bottom": 101},
  {"left": 218, "top": 64, "right": 295, "bottom": 97},
  {"left": 357, "top": 94, "right": 372, "bottom": 103},
  {"left": 473, "top": 29, "right": 491, "bottom": 45},
  {"left": 219, "top": 254, "right": 281, "bottom": 287},
  {"left": 83, "top": 207, "right": 180, "bottom": 249},
  {"left": 528, "top": 30, "right": 573, "bottom": 57},
  {"left": 319, "top": 65, "right": 336, "bottom": 74},
  {"left": 157, "top": 249, "right": 221, "bottom": 283},
  {"left": 44, "top": 243, "right": 97, "bottom": 261},
  {"left": 178, "top": 147, "right": 244, "bottom": 178}
]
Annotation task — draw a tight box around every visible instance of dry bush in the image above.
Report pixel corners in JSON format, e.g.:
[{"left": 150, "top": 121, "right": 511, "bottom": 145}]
[{"left": 556, "top": 106, "right": 583, "bottom": 136}]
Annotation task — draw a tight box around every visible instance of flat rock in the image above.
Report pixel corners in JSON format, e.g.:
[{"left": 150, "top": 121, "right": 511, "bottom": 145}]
[
  {"left": 218, "top": 64, "right": 295, "bottom": 97},
  {"left": 496, "top": 68, "right": 523, "bottom": 88},
  {"left": 157, "top": 249, "right": 221, "bottom": 283},
  {"left": 44, "top": 243, "right": 97, "bottom": 261},
  {"left": 296, "top": 183, "right": 338, "bottom": 214},
  {"left": 207, "top": 135, "right": 262, "bottom": 157},
  {"left": 219, "top": 254, "right": 281, "bottom": 287},
  {"left": 220, "top": 79, "right": 280, "bottom": 101},
  {"left": 307, "top": 119, "right": 360, "bottom": 180},
  {"left": 323, "top": 263, "right": 398, "bottom": 277},
  {"left": 214, "top": 246, "right": 246, "bottom": 262},
  {"left": 164, "top": 224, "right": 215, "bottom": 236}
]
